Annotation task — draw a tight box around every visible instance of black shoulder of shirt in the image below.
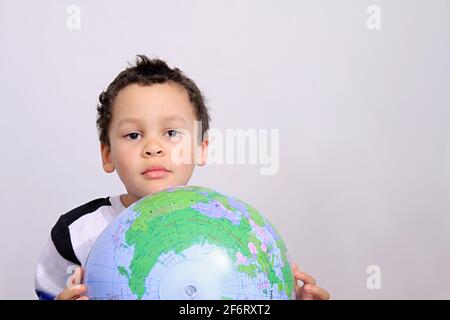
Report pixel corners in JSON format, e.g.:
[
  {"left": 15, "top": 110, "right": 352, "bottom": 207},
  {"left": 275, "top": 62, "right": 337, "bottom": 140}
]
[{"left": 50, "top": 197, "right": 112, "bottom": 265}]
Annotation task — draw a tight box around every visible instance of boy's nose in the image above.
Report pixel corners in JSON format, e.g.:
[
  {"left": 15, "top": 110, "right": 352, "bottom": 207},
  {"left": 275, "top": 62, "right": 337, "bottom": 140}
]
[
  {"left": 145, "top": 149, "right": 163, "bottom": 156},
  {"left": 143, "top": 138, "right": 165, "bottom": 157}
]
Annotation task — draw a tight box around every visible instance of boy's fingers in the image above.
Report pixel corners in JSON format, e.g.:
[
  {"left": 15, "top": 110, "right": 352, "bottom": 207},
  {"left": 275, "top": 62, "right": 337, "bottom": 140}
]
[
  {"left": 294, "top": 270, "right": 317, "bottom": 286},
  {"left": 304, "top": 285, "right": 331, "bottom": 300},
  {"left": 76, "top": 296, "right": 89, "bottom": 300},
  {"left": 56, "top": 285, "right": 87, "bottom": 300},
  {"left": 291, "top": 264, "right": 330, "bottom": 300},
  {"left": 296, "top": 286, "right": 302, "bottom": 299},
  {"left": 293, "top": 274, "right": 302, "bottom": 298}
]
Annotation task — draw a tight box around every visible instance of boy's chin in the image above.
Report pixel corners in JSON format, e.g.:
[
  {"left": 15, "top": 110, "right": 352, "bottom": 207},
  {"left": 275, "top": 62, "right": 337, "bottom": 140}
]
[{"left": 141, "top": 183, "right": 185, "bottom": 197}]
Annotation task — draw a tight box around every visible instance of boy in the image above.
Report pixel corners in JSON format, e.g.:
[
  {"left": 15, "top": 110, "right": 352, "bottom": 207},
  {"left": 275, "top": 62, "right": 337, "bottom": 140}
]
[{"left": 35, "top": 55, "right": 329, "bottom": 300}]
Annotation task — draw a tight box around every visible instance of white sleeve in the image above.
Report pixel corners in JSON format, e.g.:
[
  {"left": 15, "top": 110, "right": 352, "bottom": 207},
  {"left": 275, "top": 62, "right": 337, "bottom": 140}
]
[
  {"left": 34, "top": 237, "right": 80, "bottom": 300},
  {"left": 35, "top": 197, "right": 114, "bottom": 299}
]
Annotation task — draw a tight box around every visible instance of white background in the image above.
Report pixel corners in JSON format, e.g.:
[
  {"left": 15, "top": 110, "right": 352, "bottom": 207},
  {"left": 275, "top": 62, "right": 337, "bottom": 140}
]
[{"left": 0, "top": 0, "right": 449, "bottom": 299}]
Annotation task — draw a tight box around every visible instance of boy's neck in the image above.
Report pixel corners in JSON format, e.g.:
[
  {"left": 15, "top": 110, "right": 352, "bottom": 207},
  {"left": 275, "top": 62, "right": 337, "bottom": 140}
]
[{"left": 120, "top": 194, "right": 140, "bottom": 208}]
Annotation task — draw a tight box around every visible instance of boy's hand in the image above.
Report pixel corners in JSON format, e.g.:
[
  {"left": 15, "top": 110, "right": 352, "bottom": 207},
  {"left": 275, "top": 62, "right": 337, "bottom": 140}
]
[
  {"left": 55, "top": 266, "right": 89, "bottom": 300},
  {"left": 55, "top": 284, "right": 88, "bottom": 300},
  {"left": 292, "top": 263, "right": 330, "bottom": 300}
]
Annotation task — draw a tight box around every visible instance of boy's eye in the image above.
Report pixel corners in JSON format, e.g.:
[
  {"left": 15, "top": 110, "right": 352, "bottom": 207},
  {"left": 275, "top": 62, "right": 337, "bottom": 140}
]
[
  {"left": 125, "top": 132, "right": 141, "bottom": 140},
  {"left": 166, "top": 129, "right": 182, "bottom": 140}
]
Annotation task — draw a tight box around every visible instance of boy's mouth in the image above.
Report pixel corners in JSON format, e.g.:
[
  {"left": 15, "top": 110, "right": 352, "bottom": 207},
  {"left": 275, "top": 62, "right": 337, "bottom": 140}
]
[{"left": 141, "top": 165, "right": 171, "bottom": 179}]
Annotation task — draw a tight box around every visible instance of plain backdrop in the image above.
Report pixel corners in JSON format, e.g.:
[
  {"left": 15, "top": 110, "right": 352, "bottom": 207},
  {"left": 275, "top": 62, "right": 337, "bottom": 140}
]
[{"left": 1, "top": 0, "right": 449, "bottom": 299}]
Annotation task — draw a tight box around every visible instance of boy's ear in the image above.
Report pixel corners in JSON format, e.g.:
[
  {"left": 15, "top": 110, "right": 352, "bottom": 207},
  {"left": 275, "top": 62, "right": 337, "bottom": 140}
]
[
  {"left": 100, "top": 143, "right": 115, "bottom": 173},
  {"left": 196, "top": 139, "right": 209, "bottom": 166}
]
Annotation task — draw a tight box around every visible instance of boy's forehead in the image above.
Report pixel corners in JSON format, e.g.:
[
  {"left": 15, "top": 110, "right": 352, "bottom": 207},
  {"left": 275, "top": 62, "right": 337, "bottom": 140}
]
[
  {"left": 111, "top": 83, "right": 196, "bottom": 124},
  {"left": 115, "top": 82, "right": 187, "bottom": 102}
]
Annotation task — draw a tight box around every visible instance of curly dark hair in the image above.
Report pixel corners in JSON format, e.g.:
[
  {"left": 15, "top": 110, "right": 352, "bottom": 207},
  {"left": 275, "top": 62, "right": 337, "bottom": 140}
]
[{"left": 96, "top": 55, "right": 211, "bottom": 147}]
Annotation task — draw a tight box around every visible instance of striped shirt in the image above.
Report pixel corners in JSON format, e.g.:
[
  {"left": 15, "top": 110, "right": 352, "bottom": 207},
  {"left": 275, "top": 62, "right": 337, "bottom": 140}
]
[{"left": 34, "top": 195, "right": 126, "bottom": 300}]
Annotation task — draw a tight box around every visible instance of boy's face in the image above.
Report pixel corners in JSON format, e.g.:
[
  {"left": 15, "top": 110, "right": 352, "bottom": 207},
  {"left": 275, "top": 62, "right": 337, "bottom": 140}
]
[{"left": 100, "top": 82, "right": 208, "bottom": 206}]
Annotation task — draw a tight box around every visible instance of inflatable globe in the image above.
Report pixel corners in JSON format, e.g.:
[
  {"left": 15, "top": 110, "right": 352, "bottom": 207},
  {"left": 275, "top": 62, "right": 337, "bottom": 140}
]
[{"left": 84, "top": 185, "right": 295, "bottom": 300}]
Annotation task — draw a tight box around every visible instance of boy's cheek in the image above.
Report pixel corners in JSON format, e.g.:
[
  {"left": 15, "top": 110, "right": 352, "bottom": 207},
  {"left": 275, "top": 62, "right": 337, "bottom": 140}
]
[
  {"left": 168, "top": 142, "right": 197, "bottom": 166},
  {"left": 172, "top": 163, "right": 196, "bottom": 184}
]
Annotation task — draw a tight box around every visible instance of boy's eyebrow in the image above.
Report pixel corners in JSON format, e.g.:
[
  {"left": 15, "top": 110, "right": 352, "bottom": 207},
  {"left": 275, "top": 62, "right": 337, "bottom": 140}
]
[
  {"left": 117, "top": 117, "right": 144, "bottom": 127},
  {"left": 161, "top": 115, "right": 187, "bottom": 123}
]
